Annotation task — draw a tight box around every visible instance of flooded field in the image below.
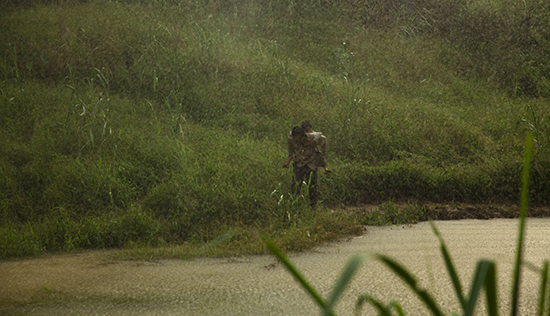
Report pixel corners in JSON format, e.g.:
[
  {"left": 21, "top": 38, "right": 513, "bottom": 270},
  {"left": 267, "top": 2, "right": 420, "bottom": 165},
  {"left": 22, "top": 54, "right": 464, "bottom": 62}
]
[{"left": 2, "top": 218, "right": 550, "bottom": 315}]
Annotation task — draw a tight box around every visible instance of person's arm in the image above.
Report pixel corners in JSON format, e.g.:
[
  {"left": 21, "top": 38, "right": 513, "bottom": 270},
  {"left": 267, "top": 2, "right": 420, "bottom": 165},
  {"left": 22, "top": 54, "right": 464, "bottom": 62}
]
[
  {"left": 319, "top": 135, "right": 327, "bottom": 156},
  {"left": 283, "top": 155, "right": 293, "bottom": 168},
  {"left": 283, "top": 137, "right": 295, "bottom": 168}
]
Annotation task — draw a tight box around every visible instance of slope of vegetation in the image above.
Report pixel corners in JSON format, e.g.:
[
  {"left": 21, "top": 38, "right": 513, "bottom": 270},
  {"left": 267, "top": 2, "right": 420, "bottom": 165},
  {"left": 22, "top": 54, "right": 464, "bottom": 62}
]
[{"left": 1, "top": 0, "right": 549, "bottom": 258}]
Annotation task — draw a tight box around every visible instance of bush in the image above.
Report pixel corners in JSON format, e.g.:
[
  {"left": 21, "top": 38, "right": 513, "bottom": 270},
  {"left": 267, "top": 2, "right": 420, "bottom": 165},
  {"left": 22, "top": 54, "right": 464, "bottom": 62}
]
[{"left": 0, "top": 206, "right": 161, "bottom": 257}]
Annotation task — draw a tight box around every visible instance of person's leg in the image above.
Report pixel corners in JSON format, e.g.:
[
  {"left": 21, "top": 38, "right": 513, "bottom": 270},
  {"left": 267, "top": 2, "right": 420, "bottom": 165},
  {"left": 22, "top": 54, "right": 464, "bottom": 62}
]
[
  {"left": 291, "top": 163, "right": 297, "bottom": 194},
  {"left": 292, "top": 164, "right": 308, "bottom": 196},
  {"left": 305, "top": 167, "right": 318, "bottom": 207},
  {"left": 314, "top": 149, "right": 331, "bottom": 174}
]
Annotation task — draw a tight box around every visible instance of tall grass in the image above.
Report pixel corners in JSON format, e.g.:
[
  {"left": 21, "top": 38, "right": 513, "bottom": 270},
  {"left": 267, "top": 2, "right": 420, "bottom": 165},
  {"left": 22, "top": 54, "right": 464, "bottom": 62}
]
[{"left": 1, "top": 0, "right": 550, "bottom": 258}]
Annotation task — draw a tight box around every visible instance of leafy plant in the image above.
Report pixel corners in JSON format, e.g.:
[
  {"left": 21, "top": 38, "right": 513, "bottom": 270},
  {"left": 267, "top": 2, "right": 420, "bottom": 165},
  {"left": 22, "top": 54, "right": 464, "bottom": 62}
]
[
  {"left": 63, "top": 68, "right": 114, "bottom": 157},
  {"left": 520, "top": 104, "right": 550, "bottom": 154},
  {"left": 271, "top": 182, "right": 309, "bottom": 227},
  {"left": 328, "top": 44, "right": 355, "bottom": 82},
  {"left": 265, "top": 238, "right": 364, "bottom": 316},
  {"left": 268, "top": 133, "right": 550, "bottom": 315}
]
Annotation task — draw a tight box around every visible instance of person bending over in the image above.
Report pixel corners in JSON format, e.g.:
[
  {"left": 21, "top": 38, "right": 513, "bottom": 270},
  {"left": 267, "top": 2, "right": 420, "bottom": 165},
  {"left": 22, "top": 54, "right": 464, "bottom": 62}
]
[{"left": 282, "top": 126, "right": 330, "bottom": 207}]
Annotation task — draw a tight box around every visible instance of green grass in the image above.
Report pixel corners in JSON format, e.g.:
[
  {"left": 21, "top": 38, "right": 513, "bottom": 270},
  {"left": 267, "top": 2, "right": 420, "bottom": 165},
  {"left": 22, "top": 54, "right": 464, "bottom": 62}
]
[{"left": 1, "top": 0, "right": 550, "bottom": 258}]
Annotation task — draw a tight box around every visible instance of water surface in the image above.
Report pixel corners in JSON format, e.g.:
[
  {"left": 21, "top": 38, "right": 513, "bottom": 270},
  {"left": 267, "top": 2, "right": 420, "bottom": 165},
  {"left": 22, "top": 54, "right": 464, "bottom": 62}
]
[{"left": 2, "top": 218, "right": 549, "bottom": 315}]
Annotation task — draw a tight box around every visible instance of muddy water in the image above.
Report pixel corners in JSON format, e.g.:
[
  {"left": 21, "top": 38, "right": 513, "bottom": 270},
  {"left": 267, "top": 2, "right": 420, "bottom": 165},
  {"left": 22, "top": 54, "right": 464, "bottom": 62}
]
[{"left": 1, "top": 218, "right": 550, "bottom": 316}]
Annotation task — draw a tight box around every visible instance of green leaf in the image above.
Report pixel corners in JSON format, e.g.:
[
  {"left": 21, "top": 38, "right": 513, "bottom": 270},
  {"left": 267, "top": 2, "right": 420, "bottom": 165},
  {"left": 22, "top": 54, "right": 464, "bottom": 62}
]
[
  {"left": 484, "top": 262, "right": 499, "bottom": 316},
  {"left": 323, "top": 254, "right": 364, "bottom": 316},
  {"left": 464, "top": 260, "right": 498, "bottom": 316},
  {"left": 511, "top": 132, "right": 533, "bottom": 316},
  {"left": 538, "top": 261, "right": 549, "bottom": 316},
  {"left": 377, "top": 254, "right": 444, "bottom": 316},
  {"left": 264, "top": 238, "right": 328, "bottom": 312},
  {"left": 430, "top": 221, "right": 467, "bottom": 310},
  {"left": 356, "top": 294, "right": 394, "bottom": 316},
  {"left": 388, "top": 301, "right": 406, "bottom": 316}
]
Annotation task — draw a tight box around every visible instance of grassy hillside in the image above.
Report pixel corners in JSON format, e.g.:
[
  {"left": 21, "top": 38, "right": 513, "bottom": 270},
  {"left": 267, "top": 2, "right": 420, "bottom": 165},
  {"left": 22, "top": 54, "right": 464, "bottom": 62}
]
[{"left": 1, "top": 0, "right": 550, "bottom": 258}]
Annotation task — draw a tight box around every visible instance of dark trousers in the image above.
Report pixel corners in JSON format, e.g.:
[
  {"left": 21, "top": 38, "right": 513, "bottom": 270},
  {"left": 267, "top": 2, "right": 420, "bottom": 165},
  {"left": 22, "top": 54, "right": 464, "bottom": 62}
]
[{"left": 292, "top": 163, "right": 318, "bottom": 207}]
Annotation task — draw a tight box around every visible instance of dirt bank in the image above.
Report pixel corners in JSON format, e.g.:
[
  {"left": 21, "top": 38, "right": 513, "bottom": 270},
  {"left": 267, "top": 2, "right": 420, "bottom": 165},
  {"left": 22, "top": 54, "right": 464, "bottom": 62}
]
[
  {"left": 422, "top": 203, "right": 550, "bottom": 220},
  {"left": 350, "top": 203, "right": 550, "bottom": 220}
]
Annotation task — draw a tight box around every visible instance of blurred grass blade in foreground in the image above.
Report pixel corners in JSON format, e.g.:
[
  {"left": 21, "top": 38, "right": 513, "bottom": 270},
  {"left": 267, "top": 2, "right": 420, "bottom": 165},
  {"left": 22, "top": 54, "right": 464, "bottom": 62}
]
[
  {"left": 323, "top": 254, "right": 364, "bottom": 316},
  {"left": 265, "top": 238, "right": 364, "bottom": 316},
  {"left": 375, "top": 254, "right": 445, "bottom": 316},
  {"left": 356, "top": 295, "right": 405, "bottom": 316},
  {"left": 538, "top": 261, "right": 549, "bottom": 316},
  {"left": 511, "top": 132, "right": 533, "bottom": 316},
  {"left": 464, "top": 260, "right": 498, "bottom": 316},
  {"left": 430, "top": 221, "right": 467, "bottom": 311},
  {"left": 265, "top": 238, "right": 328, "bottom": 312}
]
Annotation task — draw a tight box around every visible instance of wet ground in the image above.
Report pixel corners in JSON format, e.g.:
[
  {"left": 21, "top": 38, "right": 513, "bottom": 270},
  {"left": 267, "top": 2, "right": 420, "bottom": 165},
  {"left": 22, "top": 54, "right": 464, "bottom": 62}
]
[{"left": 2, "top": 218, "right": 550, "bottom": 315}]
